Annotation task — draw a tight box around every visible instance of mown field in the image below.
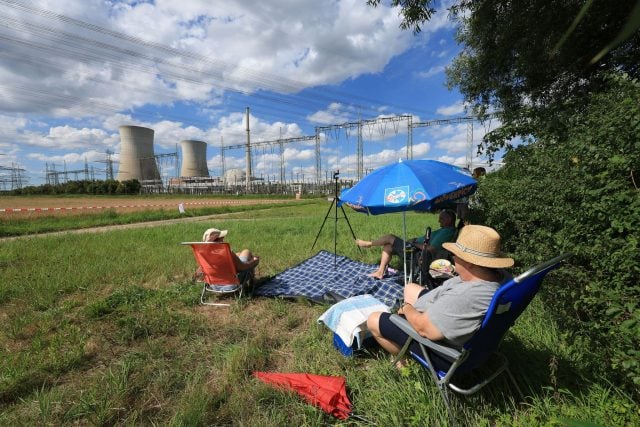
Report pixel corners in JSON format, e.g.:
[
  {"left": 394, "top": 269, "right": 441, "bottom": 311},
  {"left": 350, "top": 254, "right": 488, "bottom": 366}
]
[
  {"left": 0, "top": 195, "right": 304, "bottom": 238},
  {"left": 1, "top": 198, "right": 638, "bottom": 426}
]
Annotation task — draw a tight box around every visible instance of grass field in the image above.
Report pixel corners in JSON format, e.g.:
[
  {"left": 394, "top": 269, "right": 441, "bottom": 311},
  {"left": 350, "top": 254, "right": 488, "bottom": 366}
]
[
  {"left": 1, "top": 199, "right": 638, "bottom": 425},
  {"left": 0, "top": 196, "right": 306, "bottom": 238}
]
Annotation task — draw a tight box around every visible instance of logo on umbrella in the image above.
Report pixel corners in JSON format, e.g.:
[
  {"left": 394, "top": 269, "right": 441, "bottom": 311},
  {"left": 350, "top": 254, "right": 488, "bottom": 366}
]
[
  {"left": 410, "top": 189, "right": 426, "bottom": 205},
  {"left": 384, "top": 186, "right": 409, "bottom": 205}
]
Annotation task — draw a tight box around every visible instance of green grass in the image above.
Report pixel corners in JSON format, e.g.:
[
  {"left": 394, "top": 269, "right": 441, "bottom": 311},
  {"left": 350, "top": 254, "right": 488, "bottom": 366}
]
[
  {"left": 0, "top": 200, "right": 638, "bottom": 425},
  {"left": 0, "top": 199, "right": 310, "bottom": 237}
]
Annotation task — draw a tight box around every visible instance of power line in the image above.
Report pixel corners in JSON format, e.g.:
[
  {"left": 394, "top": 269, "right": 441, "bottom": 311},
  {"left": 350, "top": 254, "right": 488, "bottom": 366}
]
[{"left": 0, "top": 0, "right": 438, "bottom": 124}]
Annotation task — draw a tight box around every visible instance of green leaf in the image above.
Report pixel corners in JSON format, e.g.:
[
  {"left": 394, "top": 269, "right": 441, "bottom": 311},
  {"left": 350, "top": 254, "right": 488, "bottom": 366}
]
[
  {"left": 592, "top": 0, "right": 640, "bottom": 63},
  {"left": 553, "top": 0, "right": 595, "bottom": 54}
]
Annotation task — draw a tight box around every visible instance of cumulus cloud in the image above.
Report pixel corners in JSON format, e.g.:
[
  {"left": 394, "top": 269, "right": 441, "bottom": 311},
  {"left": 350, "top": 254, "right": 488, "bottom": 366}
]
[
  {"left": 0, "top": 0, "right": 414, "bottom": 117},
  {"left": 418, "top": 65, "right": 445, "bottom": 79},
  {"left": 0, "top": 0, "right": 486, "bottom": 184},
  {"left": 308, "top": 103, "right": 353, "bottom": 125},
  {"left": 436, "top": 101, "right": 466, "bottom": 116}
]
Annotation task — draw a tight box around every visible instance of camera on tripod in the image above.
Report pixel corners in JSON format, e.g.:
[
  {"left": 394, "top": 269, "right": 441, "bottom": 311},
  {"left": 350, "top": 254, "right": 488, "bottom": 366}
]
[{"left": 311, "top": 168, "right": 360, "bottom": 265}]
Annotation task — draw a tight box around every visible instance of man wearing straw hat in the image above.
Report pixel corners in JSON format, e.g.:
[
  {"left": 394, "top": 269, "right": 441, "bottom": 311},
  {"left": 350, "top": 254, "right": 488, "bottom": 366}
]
[{"left": 366, "top": 225, "right": 514, "bottom": 365}]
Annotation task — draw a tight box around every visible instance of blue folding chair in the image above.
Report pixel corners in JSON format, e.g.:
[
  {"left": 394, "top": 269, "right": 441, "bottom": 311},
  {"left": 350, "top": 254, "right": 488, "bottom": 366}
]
[{"left": 390, "top": 253, "right": 571, "bottom": 417}]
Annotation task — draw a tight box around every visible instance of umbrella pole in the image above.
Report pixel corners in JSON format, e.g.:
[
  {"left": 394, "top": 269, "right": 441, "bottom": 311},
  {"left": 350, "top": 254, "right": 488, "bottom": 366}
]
[{"left": 403, "top": 211, "right": 408, "bottom": 286}]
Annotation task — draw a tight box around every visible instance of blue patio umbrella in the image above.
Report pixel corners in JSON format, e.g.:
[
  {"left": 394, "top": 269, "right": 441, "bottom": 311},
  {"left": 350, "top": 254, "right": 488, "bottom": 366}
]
[{"left": 340, "top": 159, "right": 477, "bottom": 283}]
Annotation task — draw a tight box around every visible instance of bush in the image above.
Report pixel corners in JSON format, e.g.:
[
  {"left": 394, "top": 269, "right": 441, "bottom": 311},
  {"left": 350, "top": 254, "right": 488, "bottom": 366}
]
[
  {"left": 10, "top": 179, "right": 141, "bottom": 195},
  {"left": 471, "top": 74, "right": 640, "bottom": 395}
]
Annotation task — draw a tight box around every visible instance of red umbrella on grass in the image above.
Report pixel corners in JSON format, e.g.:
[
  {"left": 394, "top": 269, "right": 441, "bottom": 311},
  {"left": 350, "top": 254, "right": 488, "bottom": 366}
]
[{"left": 253, "top": 372, "right": 352, "bottom": 420}]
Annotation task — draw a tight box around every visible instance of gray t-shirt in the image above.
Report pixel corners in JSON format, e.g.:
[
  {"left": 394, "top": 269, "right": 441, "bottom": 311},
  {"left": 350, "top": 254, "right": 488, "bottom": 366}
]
[{"left": 412, "top": 271, "right": 510, "bottom": 347}]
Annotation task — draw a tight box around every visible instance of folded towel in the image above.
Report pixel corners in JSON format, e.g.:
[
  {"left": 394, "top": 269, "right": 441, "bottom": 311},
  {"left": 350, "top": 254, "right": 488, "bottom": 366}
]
[{"left": 318, "top": 295, "right": 390, "bottom": 349}]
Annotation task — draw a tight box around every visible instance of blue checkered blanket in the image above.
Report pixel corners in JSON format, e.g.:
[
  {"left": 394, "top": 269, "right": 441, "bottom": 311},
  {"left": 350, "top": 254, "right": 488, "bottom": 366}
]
[{"left": 254, "top": 250, "right": 404, "bottom": 308}]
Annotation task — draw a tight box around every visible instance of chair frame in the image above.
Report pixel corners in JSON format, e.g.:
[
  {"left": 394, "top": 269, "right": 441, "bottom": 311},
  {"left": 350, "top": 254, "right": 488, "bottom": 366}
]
[
  {"left": 406, "top": 226, "right": 453, "bottom": 289},
  {"left": 182, "top": 242, "right": 253, "bottom": 307},
  {"left": 390, "top": 253, "right": 571, "bottom": 419}
]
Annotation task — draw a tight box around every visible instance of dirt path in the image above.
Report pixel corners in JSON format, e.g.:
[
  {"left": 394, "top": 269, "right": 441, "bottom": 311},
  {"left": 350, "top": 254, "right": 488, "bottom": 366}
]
[
  {"left": 0, "top": 196, "right": 294, "bottom": 215},
  {"left": 0, "top": 196, "right": 303, "bottom": 242},
  {"left": 0, "top": 213, "right": 248, "bottom": 242}
]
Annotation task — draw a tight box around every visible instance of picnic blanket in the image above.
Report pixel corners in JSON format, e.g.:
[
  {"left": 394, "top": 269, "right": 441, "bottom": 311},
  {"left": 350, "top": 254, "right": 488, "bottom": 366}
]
[
  {"left": 254, "top": 250, "right": 404, "bottom": 307},
  {"left": 318, "top": 294, "right": 390, "bottom": 348}
]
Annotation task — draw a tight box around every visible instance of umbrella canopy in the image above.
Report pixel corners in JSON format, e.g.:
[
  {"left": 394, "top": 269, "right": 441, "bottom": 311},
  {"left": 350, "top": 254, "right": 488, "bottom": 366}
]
[
  {"left": 253, "top": 372, "right": 352, "bottom": 420},
  {"left": 340, "top": 159, "right": 476, "bottom": 215}
]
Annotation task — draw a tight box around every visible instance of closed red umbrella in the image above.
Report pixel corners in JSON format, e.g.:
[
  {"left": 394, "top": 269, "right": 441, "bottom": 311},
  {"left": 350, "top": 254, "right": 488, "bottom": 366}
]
[{"left": 253, "top": 372, "right": 352, "bottom": 420}]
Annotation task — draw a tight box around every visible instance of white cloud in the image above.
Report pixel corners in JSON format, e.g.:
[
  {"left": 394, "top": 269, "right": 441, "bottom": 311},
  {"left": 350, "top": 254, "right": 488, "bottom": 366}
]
[
  {"left": 26, "top": 149, "right": 106, "bottom": 165},
  {"left": 436, "top": 154, "right": 467, "bottom": 167},
  {"left": 0, "top": 0, "right": 417, "bottom": 124},
  {"left": 411, "top": 142, "right": 432, "bottom": 158},
  {"left": 283, "top": 147, "right": 314, "bottom": 162},
  {"left": 436, "top": 101, "right": 466, "bottom": 116},
  {"left": 308, "top": 103, "right": 353, "bottom": 125},
  {"left": 0, "top": 1, "right": 501, "bottom": 185},
  {"left": 418, "top": 65, "right": 445, "bottom": 79}
]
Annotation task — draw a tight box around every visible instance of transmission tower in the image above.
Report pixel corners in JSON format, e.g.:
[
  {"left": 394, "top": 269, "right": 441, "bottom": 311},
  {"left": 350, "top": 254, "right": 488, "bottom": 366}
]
[{"left": 94, "top": 150, "right": 116, "bottom": 180}]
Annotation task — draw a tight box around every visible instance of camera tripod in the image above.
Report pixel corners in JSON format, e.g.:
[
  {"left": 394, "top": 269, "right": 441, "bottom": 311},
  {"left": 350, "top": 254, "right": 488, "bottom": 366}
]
[{"left": 311, "top": 171, "right": 360, "bottom": 268}]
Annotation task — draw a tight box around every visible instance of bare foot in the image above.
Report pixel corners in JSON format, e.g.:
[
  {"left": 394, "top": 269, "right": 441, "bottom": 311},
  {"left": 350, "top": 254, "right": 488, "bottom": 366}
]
[
  {"left": 355, "top": 239, "right": 372, "bottom": 248},
  {"left": 367, "top": 270, "right": 385, "bottom": 279}
]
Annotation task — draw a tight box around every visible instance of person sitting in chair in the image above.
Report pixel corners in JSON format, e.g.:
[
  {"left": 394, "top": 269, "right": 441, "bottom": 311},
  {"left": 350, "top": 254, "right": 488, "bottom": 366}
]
[
  {"left": 366, "top": 225, "right": 513, "bottom": 365},
  {"left": 202, "top": 227, "right": 259, "bottom": 279},
  {"left": 355, "top": 209, "right": 457, "bottom": 279}
]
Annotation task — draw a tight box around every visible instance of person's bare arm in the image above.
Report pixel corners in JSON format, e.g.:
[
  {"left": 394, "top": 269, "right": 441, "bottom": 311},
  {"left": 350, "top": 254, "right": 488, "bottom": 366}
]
[{"left": 397, "top": 303, "right": 444, "bottom": 341}]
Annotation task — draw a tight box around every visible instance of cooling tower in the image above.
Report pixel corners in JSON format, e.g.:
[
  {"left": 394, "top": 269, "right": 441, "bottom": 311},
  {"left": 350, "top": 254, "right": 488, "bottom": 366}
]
[
  {"left": 116, "top": 125, "right": 160, "bottom": 182},
  {"left": 180, "top": 140, "right": 209, "bottom": 177}
]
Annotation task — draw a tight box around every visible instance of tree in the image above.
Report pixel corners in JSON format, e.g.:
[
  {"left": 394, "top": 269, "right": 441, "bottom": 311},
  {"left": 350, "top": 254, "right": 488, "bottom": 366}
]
[
  {"left": 448, "top": 0, "right": 640, "bottom": 156},
  {"left": 366, "top": 0, "right": 436, "bottom": 33},
  {"left": 369, "top": 0, "right": 640, "bottom": 394},
  {"left": 470, "top": 74, "right": 640, "bottom": 394},
  {"left": 370, "top": 0, "right": 640, "bottom": 156}
]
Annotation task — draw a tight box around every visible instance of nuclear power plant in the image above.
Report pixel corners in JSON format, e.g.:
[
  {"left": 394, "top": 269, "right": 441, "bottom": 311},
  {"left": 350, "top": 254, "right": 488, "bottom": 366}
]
[
  {"left": 116, "top": 125, "right": 161, "bottom": 183},
  {"left": 25, "top": 113, "right": 477, "bottom": 195},
  {"left": 179, "top": 140, "right": 209, "bottom": 177}
]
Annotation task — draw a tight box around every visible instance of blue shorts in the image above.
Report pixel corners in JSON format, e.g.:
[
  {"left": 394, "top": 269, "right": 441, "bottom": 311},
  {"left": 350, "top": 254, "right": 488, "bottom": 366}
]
[{"left": 378, "top": 293, "right": 451, "bottom": 372}]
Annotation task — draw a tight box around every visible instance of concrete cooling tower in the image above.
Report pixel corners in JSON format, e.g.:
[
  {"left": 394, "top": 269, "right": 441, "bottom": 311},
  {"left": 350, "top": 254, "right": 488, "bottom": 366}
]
[
  {"left": 180, "top": 140, "right": 209, "bottom": 177},
  {"left": 116, "top": 125, "right": 161, "bottom": 182}
]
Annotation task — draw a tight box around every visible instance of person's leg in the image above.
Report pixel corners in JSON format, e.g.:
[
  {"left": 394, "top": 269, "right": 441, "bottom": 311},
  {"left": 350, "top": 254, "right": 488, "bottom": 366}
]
[
  {"left": 404, "top": 282, "right": 427, "bottom": 305},
  {"left": 369, "top": 311, "right": 451, "bottom": 371},
  {"left": 367, "top": 244, "right": 394, "bottom": 279},
  {"left": 355, "top": 234, "right": 397, "bottom": 248},
  {"left": 237, "top": 249, "right": 253, "bottom": 259},
  {"left": 367, "top": 312, "right": 403, "bottom": 355},
  {"left": 357, "top": 235, "right": 400, "bottom": 279},
  {"left": 237, "top": 250, "right": 256, "bottom": 282}
]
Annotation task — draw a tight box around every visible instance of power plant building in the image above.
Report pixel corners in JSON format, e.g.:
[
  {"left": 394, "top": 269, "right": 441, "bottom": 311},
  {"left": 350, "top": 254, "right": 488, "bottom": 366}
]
[
  {"left": 180, "top": 140, "right": 209, "bottom": 177},
  {"left": 116, "top": 125, "right": 161, "bottom": 182}
]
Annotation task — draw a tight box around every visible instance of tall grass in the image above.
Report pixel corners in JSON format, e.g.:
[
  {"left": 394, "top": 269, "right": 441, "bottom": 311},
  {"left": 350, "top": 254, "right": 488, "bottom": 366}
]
[{"left": 0, "top": 200, "right": 637, "bottom": 425}]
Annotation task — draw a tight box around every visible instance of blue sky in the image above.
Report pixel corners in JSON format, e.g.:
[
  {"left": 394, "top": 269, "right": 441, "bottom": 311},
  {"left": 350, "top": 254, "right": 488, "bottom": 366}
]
[{"left": 0, "top": 0, "right": 500, "bottom": 186}]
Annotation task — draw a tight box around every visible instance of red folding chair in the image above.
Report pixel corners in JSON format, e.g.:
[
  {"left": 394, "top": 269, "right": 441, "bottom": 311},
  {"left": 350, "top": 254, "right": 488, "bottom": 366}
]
[{"left": 182, "top": 242, "right": 252, "bottom": 306}]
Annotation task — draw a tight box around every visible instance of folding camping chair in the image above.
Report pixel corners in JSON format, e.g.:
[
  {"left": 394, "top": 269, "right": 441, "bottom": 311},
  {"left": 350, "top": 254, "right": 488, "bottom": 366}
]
[
  {"left": 390, "top": 253, "right": 571, "bottom": 420},
  {"left": 182, "top": 242, "right": 253, "bottom": 306},
  {"left": 407, "top": 226, "right": 456, "bottom": 289},
  {"left": 405, "top": 226, "right": 433, "bottom": 287}
]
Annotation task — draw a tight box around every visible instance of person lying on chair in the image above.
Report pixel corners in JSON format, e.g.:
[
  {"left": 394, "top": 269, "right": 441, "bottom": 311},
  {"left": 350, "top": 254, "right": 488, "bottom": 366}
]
[
  {"left": 202, "top": 227, "right": 260, "bottom": 280},
  {"left": 355, "top": 209, "right": 457, "bottom": 279},
  {"left": 366, "top": 225, "right": 514, "bottom": 365}
]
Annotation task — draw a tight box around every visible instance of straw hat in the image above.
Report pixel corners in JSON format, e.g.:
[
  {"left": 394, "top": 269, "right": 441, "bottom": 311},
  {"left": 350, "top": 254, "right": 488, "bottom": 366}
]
[
  {"left": 442, "top": 225, "right": 514, "bottom": 269},
  {"left": 202, "top": 227, "right": 228, "bottom": 242}
]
